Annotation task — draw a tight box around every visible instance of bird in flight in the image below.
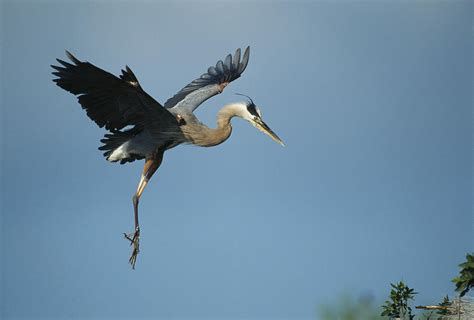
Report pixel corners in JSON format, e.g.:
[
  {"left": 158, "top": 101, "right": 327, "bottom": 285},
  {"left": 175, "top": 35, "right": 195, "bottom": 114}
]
[{"left": 51, "top": 47, "right": 284, "bottom": 268}]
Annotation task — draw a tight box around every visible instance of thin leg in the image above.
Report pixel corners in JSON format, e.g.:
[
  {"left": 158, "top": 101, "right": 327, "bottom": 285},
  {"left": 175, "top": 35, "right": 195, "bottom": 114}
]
[{"left": 124, "top": 151, "right": 163, "bottom": 269}]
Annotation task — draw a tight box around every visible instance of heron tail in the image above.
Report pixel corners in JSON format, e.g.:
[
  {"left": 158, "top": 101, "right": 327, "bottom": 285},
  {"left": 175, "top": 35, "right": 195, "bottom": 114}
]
[{"left": 98, "top": 128, "right": 144, "bottom": 164}]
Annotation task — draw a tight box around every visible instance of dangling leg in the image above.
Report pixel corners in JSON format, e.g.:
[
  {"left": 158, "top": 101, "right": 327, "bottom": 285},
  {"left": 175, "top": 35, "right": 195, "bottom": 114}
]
[{"left": 124, "top": 150, "right": 164, "bottom": 269}]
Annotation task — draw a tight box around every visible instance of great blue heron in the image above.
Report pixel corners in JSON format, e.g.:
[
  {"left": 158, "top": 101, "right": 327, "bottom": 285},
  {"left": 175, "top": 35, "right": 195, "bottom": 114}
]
[{"left": 51, "top": 47, "right": 284, "bottom": 268}]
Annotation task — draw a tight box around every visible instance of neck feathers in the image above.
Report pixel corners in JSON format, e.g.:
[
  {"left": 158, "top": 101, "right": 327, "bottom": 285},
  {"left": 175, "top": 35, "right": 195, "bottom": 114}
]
[
  {"left": 217, "top": 103, "right": 243, "bottom": 127},
  {"left": 183, "top": 103, "right": 244, "bottom": 147}
]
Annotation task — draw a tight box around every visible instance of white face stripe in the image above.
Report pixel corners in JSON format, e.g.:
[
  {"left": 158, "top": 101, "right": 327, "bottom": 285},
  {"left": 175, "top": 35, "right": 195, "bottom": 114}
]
[{"left": 223, "top": 101, "right": 262, "bottom": 122}]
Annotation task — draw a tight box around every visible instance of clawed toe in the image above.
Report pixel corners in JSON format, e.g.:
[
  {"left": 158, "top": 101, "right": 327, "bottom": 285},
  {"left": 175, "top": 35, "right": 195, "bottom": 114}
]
[
  {"left": 123, "top": 232, "right": 137, "bottom": 243},
  {"left": 124, "top": 227, "right": 140, "bottom": 269}
]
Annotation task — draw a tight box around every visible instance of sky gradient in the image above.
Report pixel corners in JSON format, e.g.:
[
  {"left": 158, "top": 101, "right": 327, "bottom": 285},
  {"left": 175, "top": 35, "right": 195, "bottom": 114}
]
[{"left": 1, "top": 1, "right": 472, "bottom": 319}]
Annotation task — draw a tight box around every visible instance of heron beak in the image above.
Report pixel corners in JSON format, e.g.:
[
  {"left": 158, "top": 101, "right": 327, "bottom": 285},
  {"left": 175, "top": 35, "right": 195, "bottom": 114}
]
[{"left": 253, "top": 118, "right": 285, "bottom": 147}]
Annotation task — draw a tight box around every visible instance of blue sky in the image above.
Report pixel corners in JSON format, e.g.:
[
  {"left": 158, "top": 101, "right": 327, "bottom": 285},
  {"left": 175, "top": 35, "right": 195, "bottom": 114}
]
[{"left": 1, "top": 1, "right": 472, "bottom": 319}]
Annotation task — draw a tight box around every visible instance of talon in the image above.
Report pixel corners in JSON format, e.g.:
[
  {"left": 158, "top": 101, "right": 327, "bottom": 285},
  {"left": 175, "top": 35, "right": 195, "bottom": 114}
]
[
  {"left": 124, "top": 228, "right": 140, "bottom": 269},
  {"left": 123, "top": 232, "right": 134, "bottom": 243}
]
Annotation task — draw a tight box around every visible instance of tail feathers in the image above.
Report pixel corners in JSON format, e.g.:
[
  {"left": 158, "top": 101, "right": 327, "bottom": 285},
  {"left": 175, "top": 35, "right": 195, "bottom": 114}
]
[{"left": 98, "top": 129, "right": 144, "bottom": 164}]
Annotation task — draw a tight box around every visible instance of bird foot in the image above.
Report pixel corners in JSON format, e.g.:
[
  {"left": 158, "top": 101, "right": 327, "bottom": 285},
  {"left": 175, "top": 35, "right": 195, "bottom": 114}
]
[{"left": 124, "top": 227, "right": 140, "bottom": 269}]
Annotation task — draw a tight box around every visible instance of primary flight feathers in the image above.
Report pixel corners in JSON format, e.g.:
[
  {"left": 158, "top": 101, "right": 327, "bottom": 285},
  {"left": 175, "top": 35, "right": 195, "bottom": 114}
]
[
  {"left": 164, "top": 46, "right": 250, "bottom": 112},
  {"left": 51, "top": 51, "right": 173, "bottom": 131}
]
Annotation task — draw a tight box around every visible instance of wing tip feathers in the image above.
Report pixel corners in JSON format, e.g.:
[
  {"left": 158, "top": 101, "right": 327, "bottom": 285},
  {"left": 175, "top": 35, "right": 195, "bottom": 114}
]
[{"left": 65, "top": 50, "right": 81, "bottom": 64}]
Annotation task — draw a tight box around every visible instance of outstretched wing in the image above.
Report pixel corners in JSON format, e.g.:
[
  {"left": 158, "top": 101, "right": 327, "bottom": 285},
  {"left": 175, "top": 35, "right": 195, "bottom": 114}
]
[
  {"left": 164, "top": 46, "right": 250, "bottom": 113},
  {"left": 52, "top": 51, "right": 177, "bottom": 131}
]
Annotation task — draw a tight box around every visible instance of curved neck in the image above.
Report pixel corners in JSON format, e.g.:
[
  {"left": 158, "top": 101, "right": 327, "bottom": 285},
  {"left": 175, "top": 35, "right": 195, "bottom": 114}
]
[
  {"left": 185, "top": 103, "right": 243, "bottom": 147},
  {"left": 217, "top": 103, "right": 242, "bottom": 128}
]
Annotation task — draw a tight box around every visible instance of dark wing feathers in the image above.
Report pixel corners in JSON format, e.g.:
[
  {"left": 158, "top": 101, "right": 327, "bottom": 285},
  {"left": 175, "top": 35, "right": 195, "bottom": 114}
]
[
  {"left": 224, "top": 54, "right": 232, "bottom": 72},
  {"left": 164, "top": 46, "right": 250, "bottom": 113},
  {"left": 232, "top": 49, "right": 241, "bottom": 71},
  {"left": 52, "top": 51, "right": 174, "bottom": 131},
  {"left": 66, "top": 50, "right": 81, "bottom": 64},
  {"left": 120, "top": 66, "right": 144, "bottom": 90},
  {"left": 238, "top": 47, "right": 250, "bottom": 74}
]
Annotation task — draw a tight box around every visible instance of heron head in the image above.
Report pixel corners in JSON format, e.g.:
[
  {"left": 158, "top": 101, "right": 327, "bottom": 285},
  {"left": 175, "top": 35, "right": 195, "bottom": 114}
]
[{"left": 235, "top": 94, "right": 285, "bottom": 147}]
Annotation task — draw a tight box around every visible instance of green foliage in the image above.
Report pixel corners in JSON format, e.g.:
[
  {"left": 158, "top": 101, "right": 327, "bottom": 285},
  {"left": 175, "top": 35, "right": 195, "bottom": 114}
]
[
  {"left": 318, "top": 294, "right": 383, "bottom": 320},
  {"left": 381, "top": 281, "right": 417, "bottom": 319},
  {"left": 452, "top": 253, "right": 474, "bottom": 297},
  {"left": 436, "top": 295, "right": 451, "bottom": 316}
]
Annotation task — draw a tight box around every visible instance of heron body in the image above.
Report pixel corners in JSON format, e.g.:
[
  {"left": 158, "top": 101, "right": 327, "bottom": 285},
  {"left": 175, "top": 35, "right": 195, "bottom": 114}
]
[
  {"left": 106, "top": 102, "right": 242, "bottom": 162},
  {"left": 52, "top": 47, "right": 283, "bottom": 268}
]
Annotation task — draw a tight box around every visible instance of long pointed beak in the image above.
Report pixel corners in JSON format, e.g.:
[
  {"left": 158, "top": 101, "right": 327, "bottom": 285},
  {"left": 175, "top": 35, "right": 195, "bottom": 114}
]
[{"left": 253, "top": 118, "right": 285, "bottom": 147}]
